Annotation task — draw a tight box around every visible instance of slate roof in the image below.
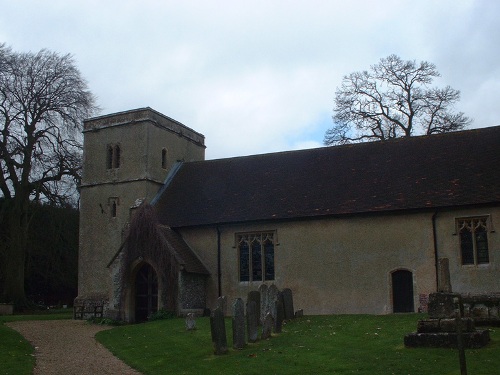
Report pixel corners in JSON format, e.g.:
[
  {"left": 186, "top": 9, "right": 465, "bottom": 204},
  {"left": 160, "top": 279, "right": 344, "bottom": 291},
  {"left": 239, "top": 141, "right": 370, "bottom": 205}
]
[
  {"left": 158, "top": 225, "right": 209, "bottom": 274},
  {"left": 154, "top": 126, "right": 500, "bottom": 228}
]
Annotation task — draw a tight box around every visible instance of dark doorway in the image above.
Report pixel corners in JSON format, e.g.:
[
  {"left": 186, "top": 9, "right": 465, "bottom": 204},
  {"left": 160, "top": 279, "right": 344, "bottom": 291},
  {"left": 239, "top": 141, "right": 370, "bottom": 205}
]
[
  {"left": 135, "top": 263, "right": 158, "bottom": 322},
  {"left": 392, "top": 270, "right": 414, "bottom": 313}
]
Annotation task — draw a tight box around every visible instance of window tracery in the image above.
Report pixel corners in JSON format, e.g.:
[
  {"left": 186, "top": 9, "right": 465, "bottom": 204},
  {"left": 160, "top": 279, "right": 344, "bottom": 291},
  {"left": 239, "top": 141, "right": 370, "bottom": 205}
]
[
  {"left": 237, "top": 232, "right": 275, "bottom": 282},
  {"left": 458, "top": 217, "right": 489, "bottom": 265}
]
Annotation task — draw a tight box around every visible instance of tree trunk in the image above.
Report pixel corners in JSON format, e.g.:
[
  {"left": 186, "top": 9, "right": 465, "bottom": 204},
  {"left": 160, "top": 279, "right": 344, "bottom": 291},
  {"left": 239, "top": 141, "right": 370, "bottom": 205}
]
[{"left": 0, "top": 198, "right": 30, "bottom": 309}]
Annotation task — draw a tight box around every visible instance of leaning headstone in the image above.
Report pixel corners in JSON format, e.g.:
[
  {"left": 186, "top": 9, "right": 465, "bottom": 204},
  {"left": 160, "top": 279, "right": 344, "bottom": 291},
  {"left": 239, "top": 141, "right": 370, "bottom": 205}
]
[
  {"left": 217, "top": 296, "right": 228, "bottom": 316},
  {"left": 185, "top": 313, "right": 196, "bottom": 330},
  {"left": 210, "top": 307, "right": 228, "bottom": 355},
  {"left": 274, "top": 297, "right": 285, "bottom": 334},
  {"left": 267, "top": 284, "right": 280, "bottom": 320},
  {"left": 247, "top": 291, "right": 261, "bottom": 323},
  {"left": 232, "top": 298, "right": 246, "bottom": 350},
  {"left": 438, "top": 258, "right": 452, "bottom": 293},
  {"left": 246, "top": 300, "right": 259, "bottom": 343},
  {"left": 259, "top": 284, "right": 269, "bottom": 323},
  {"left": 261, "top": 312, "right": 274, "bottom": 339}
]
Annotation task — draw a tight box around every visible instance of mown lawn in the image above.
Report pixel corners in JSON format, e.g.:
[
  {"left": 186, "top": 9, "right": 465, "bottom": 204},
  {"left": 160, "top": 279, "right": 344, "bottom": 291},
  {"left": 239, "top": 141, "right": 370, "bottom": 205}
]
[
  {"left": 96, "top": 314, "right": 500, "bottom": 375},
  {"left": 0, "top": 309, "right": 73, "bottom": 375}
]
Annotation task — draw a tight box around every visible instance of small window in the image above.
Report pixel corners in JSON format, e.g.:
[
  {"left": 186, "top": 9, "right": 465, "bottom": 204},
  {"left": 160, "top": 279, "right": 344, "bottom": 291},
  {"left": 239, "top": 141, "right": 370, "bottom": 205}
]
[
  {"left": 458, "top": 217, "right": 490, "bottom": 265},
  {"left": 114, "top": 145, "right": 121, "bottom": 168},
  {"left": 111, "top": 201, "right": 117, "bottom": 218},
  {"left": 106, "top": 145, "right": 113, "bottom": 169},
  {"left": 109, "top": 197, "right": 119, "bottom": 218},
  {"left": 237, "top": 232, "right": 275, "bottom": 282},
  {"left": 106, "top": 144, "right": 121, "bottom": 169},
  {"left": 162, "top": 148, "right": 168, "bottom": 169}
]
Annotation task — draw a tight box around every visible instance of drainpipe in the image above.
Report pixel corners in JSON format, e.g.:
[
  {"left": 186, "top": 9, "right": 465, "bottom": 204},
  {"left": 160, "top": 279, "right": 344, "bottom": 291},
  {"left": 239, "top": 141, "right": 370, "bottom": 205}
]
[
  {"left": 217, "top": 226, "right": 222, "bottom": 297},
  {"left": 432, "top": 211, "right": 439, "bottom": 291}
]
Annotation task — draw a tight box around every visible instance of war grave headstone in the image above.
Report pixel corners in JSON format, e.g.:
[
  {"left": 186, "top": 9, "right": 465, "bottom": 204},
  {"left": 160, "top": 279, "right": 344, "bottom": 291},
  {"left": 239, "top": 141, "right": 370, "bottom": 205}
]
[{"left": 185, "top": 312, "right": 196, "bottom": 330}]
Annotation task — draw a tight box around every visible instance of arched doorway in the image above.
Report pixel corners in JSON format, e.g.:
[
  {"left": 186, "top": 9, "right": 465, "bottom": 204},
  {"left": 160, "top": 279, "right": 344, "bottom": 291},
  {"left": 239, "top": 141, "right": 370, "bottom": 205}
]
[
  {"left": 392, "top": 269, "right": 414, "bottom": 313},
  {"left": 135, "top": 263, "right": 158, "bottom": 322}
]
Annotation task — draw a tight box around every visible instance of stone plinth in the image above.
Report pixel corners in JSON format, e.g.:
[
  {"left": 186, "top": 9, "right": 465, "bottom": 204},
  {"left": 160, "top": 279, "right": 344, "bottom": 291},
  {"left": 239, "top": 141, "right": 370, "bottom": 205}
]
[
  {"left": 404, "top": 292, "right": 490, "bottom": 348},
  {"left": 404, "top": 330, "right": 490, "bottom": 349}
]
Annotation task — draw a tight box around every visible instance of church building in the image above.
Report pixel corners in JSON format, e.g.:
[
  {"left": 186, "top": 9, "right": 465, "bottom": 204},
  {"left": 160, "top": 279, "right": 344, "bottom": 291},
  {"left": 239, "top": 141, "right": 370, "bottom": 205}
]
[{"left": 76, "top": 107, "right": 500, "bottom": 322}]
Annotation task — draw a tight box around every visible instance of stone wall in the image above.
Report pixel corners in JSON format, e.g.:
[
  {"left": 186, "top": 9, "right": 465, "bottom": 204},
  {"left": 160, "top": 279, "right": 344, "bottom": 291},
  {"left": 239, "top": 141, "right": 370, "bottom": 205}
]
[
  {"left": 178, "top": 272, "right": 207, "bottom": 314},
  {"left": 462, "top": 293, "right": 500, "bottom": 325}
]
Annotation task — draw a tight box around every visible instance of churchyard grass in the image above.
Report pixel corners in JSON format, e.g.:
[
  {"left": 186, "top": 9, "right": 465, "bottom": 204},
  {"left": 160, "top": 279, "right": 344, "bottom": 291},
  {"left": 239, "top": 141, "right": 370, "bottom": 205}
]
[
  {"left": 96, "top": 314, "right": 500, "bottom": 375},
  {"left": 0, "top": 309, "right": 73, "bottom": 375}
]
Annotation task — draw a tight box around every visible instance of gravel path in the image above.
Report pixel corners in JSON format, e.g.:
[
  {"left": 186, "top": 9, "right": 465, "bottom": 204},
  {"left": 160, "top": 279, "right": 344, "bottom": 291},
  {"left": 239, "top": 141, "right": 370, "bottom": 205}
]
[{"left": 6, "top": 320, "right": 142, "bottom": 375}]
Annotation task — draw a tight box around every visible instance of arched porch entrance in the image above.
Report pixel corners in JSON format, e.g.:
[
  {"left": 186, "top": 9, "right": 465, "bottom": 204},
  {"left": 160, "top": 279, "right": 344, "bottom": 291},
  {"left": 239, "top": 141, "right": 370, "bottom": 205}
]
[
  {"left": 391, "top": 269, "right": 414, "bottom": 313},
  {"left": 134, "top": 263, "right": 158, "bottom": 322}
]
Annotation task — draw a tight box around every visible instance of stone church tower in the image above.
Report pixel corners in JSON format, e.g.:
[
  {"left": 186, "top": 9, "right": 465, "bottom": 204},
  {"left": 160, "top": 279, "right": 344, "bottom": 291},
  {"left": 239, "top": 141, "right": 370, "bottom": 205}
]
[{"left": 76, "top": 108, "right": 205, "bottom": 309}]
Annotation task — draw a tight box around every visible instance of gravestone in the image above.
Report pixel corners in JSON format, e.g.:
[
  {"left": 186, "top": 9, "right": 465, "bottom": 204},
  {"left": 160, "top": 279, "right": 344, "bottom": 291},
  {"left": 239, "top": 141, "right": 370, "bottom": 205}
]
[
  {"left": 232, "top": 298, "right": 246, "bottom": 349},
  {"left": 217, "top": 295, "right": 227, "bottom": 316},
  {"left": 247, "top": 291, "right": 261, "bottom": 323},
  {"left": 210, "top": 307, "right": 228, "bottom": 355},
  {"left": 281, "top": 288, "right": 294, "bottom": 320},
  {"left": 261, "top": 312, "right": 274, "bottom": 339},
  {"left": 185, "top": 312, "right": 196, "bottom": 330},
  {"left": 246, "top": 300, "right": 259, "bottom": 343},
  {"left": 259, "top": 284, "right": 269, "bottom": 323},
  {"left": 274, "top": 297, "right": 285, "bottom": 333},
  {"left": 267, "top": 284, "right": 280, "bottom": 320}
]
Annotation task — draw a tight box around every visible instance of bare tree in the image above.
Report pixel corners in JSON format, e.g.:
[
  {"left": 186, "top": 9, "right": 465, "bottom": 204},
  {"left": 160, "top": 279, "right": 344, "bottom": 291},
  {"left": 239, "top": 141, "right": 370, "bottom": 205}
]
[
  {"left": 324, "top": 54, "right": 471, "bottom": 145},
  {"left": 0, "top": 44, "right": 98, "bottom": 307}
]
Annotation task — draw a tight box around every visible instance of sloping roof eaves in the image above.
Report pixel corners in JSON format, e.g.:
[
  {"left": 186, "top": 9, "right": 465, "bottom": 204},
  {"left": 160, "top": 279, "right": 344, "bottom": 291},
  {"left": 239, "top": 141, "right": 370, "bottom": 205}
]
[
  {"left": 159, "top": 226, "right": 210, "bottom": 275},
  {"left": 154, "top": 126, "right": 500, "bottom": 227}
]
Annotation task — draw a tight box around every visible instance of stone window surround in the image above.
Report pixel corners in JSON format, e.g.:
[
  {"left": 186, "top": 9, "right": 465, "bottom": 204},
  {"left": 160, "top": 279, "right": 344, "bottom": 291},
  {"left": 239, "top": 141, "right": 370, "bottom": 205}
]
[
  {"left": 235, "top": 231, "right": 276, "bottom": 283},
  {"left": 454, "top": 215, "right": 494, "bottom": 266}
]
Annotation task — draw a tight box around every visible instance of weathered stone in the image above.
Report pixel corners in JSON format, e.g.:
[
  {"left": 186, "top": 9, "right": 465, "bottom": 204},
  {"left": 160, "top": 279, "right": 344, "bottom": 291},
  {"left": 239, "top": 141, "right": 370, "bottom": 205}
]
[
  {"left": 247, "top": 291, "right": 260, "bottom": 323},
  {"left": 210, "top": 307, "right": 228, "bottom": 355},
  {"left": 274, "top": 297, "right": 285, "bottom": 334},
  {"left": 216, "top": 296, "right": 227, "bottom": 316},
  {"left": 472, "top": 304, "right": 489, "bottom": 319},
  {"left": 261, "top": 312, "right": 274, "bottom": 340},
  {"left": 282, "top": 288, "right": 294, "bottom": 319},
  {"left": 246, "top": 300, "right": 259, "bottom": 343},
  {"left": 185, "top": 313, "right": 196, "bottom": 330},
  {"left": 295, "top": 309, "right": 304, "bottom": 318},
  {"left": 417, "top": 319, "right": 440, "bottom": 333},
  {"left": 232, "top": 298, "right": 246, "bottom": 349},
  {"left": 438, "top": 258, "right": 452, "bottom": 293},
  {"left": 404, "top": 330, "right": 490, "bottom": 348},
  {"left": 0, "top": 303, "right": 14, "bottom": 315},
  {"left": 267, "top": 284, "right": 280, "bottom": 320},
  {"left": 428, "top": 293, "right": 461, "bottom": 319},
  {"left": 259, "top": 284, "right": 268, "bottom": 323},
  {"left": 440, "top": 318, "right": 475, "bottom": 333}
]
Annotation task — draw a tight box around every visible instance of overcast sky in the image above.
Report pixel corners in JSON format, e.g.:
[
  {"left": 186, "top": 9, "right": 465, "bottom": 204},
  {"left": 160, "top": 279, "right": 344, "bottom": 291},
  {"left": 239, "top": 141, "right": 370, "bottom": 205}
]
[{"left": 1, "top": 1, "right": 499, "bottom": 159}]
